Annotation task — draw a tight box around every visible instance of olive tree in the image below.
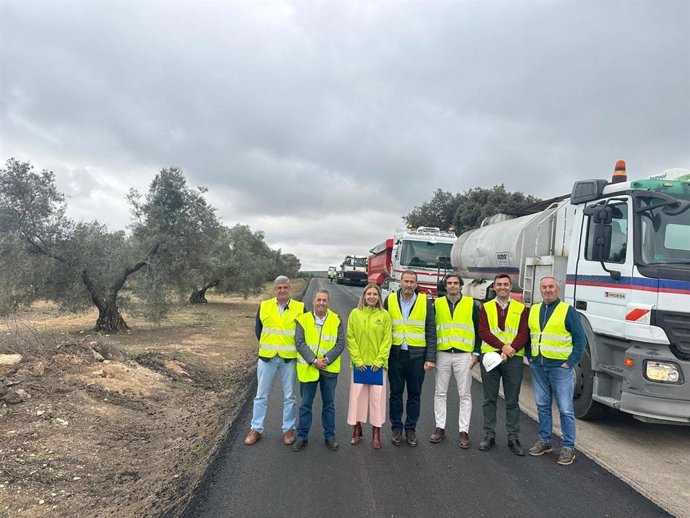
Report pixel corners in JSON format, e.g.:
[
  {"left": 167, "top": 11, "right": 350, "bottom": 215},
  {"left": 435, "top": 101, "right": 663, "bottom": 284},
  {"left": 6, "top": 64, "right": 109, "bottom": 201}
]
[
  {"left": 188, "top": 224, "right": 286, "bottom": 304},
  {"left": 0, "top": 159, "right": 222, "bottom": 332}
]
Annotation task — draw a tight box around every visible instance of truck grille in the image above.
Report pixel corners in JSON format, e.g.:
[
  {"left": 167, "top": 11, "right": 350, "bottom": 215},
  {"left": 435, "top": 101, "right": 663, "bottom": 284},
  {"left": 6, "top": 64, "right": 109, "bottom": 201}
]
[{"left": 652, "top": 310, "right": 690, "bottom": 360}]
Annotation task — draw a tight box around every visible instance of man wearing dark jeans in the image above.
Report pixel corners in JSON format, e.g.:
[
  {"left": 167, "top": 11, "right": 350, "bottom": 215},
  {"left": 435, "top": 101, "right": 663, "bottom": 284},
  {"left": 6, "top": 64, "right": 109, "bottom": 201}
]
[
  {"left": 384, "top": 270, "right": 437, "bottom": 447},
  {"left": 292, "top": 290, "right": 345, "bottom": 452},
  {"left": 478, "top": 274, "right": 530, "bottom": 456}
]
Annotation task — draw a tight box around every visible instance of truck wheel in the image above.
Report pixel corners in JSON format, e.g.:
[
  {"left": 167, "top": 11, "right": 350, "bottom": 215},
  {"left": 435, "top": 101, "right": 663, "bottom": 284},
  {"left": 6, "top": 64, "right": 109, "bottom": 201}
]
[
  {"left": 336, "top": 277, "right": 342, "bottom": 285},
  {"left": 573, "top": 348, "right": 605, "bottom": 420}
]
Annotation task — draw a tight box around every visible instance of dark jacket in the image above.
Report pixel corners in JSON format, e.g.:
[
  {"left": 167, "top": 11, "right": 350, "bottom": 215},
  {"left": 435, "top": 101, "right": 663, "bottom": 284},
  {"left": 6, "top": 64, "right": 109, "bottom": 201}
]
[
  {"left": 529, "top": 298, "right": 585, "bottom": 367},
  {"left": 384, "top": 289, "right": 437, "bottom": 362}
]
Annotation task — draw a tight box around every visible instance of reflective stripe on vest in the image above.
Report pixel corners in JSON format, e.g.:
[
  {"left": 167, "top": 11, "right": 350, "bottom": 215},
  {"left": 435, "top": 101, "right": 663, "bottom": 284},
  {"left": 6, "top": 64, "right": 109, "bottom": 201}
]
[
  {"left": 387, "top": 292, "right": 427, "bottom": 347},
  {"left": 435, "top": 296, "right": 475, "bottom": 352},
  {"left": 258, "top": 298, "right": 305, "bottom": 359},
  {"left": 295, "top": 309, "right": 341, "bottom": 382},
  {"left": 528, "top": 302, "right": 572, "bottom": 360},
  {"left": 481, "top": 299, "right": 526, "bottom": 356}
]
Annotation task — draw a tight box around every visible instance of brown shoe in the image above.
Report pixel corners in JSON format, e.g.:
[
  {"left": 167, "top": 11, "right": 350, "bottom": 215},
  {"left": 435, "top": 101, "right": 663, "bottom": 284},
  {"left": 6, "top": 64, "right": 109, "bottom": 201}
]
[
  {"left": 430, "top": 427, "right": 445, "bottom": 443},
  {"left": 351, "top": 422, "right": 363, "bottom": 445},
  {"left": 245, "top": 430, "right": 262, "bottom": 445},
  {"left": 283, "top": 430, "right": 296, "bottom": 445},
  {"left": 372, "top": 426, "right": 382, "bottom": 449},
  {"left": 459, "top": 431, "right": 471, "bottom": 449}
]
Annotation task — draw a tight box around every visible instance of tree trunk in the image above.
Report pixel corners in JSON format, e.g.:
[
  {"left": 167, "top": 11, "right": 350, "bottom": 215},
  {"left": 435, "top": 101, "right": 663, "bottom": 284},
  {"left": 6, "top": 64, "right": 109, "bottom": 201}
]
[
  {"left": 94, "top": 298, "right": 129, "bottom": 333},
  {"left": 189, "top": 287, "right": 209, "bottom": 304},
  {"left": 189, "top": 280, "right": 219, "bottom": 304}
]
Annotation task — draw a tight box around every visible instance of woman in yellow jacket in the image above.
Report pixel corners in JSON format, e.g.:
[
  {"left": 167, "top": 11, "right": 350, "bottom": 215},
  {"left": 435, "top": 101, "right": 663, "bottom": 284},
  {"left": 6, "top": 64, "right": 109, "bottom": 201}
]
[{"left": 346, "top": 283, "right": 392, "bottom": 449}]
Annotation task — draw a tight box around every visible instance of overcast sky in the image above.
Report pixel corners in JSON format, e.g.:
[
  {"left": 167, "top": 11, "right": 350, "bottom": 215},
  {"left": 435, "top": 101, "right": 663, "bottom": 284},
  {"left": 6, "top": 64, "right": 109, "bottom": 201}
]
[{"left": 1, "top": 0, "right": 688, "bottom": 270}]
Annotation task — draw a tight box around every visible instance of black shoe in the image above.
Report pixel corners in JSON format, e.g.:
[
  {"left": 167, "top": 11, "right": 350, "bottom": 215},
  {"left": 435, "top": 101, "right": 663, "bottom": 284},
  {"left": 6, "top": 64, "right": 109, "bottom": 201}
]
[
  {"left": 508, "top": 439, "right": 525, "bottom": 456},
  {"left": 325, "top": 438, "right": 339, "bottom": 451},
  {"left": 406, "top": 430, "right": 417, "bottom": 447},
  {"left": 391, "top": 430, "right": 402, "bottom": 446},
  {"left": 478, "top": 436, "right": 495, "bottom": 451},
  {"left": 292, "top": 439, "right": 307, "bottom": 452}
]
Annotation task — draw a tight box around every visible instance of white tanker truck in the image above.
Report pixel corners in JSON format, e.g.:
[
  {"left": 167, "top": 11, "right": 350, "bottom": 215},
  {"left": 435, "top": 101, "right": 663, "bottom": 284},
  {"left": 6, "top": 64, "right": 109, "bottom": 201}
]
[{"left": 451, "top": 162, "right": 690, "bottom": 425}]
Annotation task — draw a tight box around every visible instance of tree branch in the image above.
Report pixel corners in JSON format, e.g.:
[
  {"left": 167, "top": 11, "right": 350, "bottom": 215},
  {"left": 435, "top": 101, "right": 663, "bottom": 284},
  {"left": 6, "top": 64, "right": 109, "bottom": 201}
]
[
  {"left": 81, "top": 269, "right": 105, "bottom": 312},
  {"left": 25, "top": 236, "right": 67, "bottom": 263}
]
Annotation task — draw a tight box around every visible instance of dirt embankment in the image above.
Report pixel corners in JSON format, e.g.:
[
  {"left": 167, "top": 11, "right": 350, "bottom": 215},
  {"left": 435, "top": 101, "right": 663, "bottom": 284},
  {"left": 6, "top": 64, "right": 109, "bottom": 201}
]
[{"left": 0, "top": 279, "right": 306, "bottom": 518}]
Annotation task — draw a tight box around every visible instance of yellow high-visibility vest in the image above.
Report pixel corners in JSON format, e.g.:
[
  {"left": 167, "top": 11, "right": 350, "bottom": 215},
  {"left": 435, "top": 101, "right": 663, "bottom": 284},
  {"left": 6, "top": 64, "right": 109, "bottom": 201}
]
[
  {"left": 528, "top": 302, "right": 572, "bottom": 360},
  {"left": 481, "top": 300, "right": 526, "bottom": 356},
  {"left": 435, "top": 296, "right": 475, "bottom": 352},
  {"left": 387, "top": 292, "right": 427, "bottom": 348},
  {"left": 295, "top": 310, "right": 341, "bottom": 382},
  {"left": 258, "top": 298, "right": 305, "bottom": 359}
]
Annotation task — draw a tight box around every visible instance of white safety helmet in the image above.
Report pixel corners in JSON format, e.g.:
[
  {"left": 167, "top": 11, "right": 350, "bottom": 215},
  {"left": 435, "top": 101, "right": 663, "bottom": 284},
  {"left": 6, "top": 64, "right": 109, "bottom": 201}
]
[{"left": 482, "top": 352, "right": 502, "bottom": 372}]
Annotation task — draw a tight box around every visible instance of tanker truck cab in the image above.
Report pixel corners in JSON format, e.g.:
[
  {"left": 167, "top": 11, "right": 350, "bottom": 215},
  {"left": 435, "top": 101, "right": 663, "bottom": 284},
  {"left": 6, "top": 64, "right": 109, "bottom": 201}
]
[
  {"left": 568, "top": 170, "right": 690, "bottom": 424},
  {"left": 389, "top": 227, "right": 455, "bottom": 297}
]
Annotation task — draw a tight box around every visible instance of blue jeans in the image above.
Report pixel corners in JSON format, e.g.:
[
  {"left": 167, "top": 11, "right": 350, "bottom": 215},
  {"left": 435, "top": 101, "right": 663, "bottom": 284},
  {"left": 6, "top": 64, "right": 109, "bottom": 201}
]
[
  {"left": 296, "top": 374, "right": 338, "bottom": 441},
  {"left": 388, "top": 349, "right": 426, "bottom": 433},
  {"left": 250, "top": 356, "right": 297, "bottom": 433},
  {"left": 529, "top": 359, "right": 576, "bottom": 448}
]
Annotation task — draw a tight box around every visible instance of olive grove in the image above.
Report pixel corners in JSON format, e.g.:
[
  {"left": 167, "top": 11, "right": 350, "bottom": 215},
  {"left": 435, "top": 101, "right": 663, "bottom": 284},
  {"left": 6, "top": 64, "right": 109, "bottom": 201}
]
[{"left": 0, "top": 158, "right": 300, "bottom": 332}]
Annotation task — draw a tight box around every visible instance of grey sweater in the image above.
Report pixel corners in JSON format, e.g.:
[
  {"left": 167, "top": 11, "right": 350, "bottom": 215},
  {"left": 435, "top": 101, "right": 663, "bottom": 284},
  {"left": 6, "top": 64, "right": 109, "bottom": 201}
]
[{"left": 294, "top": 313, "right": 346, "bottom": 378}]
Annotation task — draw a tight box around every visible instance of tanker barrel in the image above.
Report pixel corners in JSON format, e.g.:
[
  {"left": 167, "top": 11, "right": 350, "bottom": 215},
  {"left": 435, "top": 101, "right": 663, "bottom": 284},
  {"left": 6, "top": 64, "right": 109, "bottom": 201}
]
[{"left": 450, "top": 212, "right": 540, "bottom": 289}]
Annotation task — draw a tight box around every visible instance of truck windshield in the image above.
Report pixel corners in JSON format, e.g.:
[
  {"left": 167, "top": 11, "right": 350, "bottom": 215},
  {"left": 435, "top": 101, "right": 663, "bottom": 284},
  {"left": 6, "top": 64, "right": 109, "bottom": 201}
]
[
  {"left": 636, "top": 193, "right": 690, "bottom": 265},
  {"left": 399, "top": 241, "right": 453, "bottom": 268}
]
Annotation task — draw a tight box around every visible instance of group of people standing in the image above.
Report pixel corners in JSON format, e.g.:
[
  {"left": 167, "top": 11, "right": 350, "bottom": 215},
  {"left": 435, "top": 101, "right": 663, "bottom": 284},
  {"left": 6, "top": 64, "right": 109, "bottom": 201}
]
[{"left": 245, "top": 270, "right": 584, "bottom": 466}]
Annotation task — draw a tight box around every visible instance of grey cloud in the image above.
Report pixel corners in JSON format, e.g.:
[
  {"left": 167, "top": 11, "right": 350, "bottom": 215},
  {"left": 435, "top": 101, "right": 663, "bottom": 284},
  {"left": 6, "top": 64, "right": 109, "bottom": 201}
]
[{"left": 1, "top": 0, "right": 688, "bottom": 269}]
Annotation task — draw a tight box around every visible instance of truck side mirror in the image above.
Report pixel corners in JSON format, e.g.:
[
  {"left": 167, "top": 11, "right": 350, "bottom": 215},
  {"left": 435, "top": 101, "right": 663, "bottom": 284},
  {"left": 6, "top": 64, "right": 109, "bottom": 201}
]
[
  {"left": 437, "top": 256, "right": 451, "bottom": 269},
  {"left": 591, "top": 224, "right": 612, "bottom": 262},
  {"left": 585, "top": 204, "right": 614, "bottom": 260},
  {"left": 585, "top": 203, "right": 620, "bottom": 279},
  {"left": 584, "top": 204, "right": 613, "bottom": 224}
]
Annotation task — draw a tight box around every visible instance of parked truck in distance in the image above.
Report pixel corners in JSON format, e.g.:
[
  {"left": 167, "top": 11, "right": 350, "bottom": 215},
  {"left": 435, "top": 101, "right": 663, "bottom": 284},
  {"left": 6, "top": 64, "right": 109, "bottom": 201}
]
[
  {"left": 336, "top": 255, "right": 368, "bottom": 286},
  {"left": 369, "top": 227, "right": 455, "bottom": 297},
  {"left": 451, "top": 162, "right": 690, "bottom": 425}
]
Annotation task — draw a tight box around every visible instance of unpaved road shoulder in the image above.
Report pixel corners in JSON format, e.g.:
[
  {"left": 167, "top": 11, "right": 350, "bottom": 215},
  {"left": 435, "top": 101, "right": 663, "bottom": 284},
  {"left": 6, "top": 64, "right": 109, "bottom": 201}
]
[{"left": 0, "top": 279, "right": 306, "bottom": 518}]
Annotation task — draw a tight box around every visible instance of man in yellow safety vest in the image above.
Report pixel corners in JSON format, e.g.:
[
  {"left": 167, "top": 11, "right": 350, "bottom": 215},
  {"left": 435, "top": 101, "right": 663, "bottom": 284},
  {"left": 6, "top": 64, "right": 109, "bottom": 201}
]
[
  {"left": 292, "top": 289, "right": 345, "bottom": 452},
  {"left": 245, "top": 276, "right": 305, "bottom": 447},
  {"left": 527, "top": 276, "right": 585, "bottom": 466},
  {"left": 478, "top": 274, "right": 529, "bottom": 456},
  {"left": 430, "top": 274, "right": 480, "bottom": 449},
  {"left": 384, "top": 270, "right": 437, "bottom": 447}
]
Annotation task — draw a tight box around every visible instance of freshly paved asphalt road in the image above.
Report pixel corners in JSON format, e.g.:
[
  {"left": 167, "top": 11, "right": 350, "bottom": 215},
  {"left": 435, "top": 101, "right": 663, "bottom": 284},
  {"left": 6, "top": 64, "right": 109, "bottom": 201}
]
[{"left": 183, "top": 278, "right": 668, "bottom": 518}]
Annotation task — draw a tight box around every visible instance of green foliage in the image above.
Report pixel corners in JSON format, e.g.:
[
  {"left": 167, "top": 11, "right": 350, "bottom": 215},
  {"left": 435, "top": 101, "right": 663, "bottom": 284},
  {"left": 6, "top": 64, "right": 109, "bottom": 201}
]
[
  {"left": 452, "top": 185, "right": 541, "bottom": 235},
  {"left": 0, "top": 158, "right": 76, "bottom": 314},
  {"left": 403, "top": 189, "right": 459, "bottom": 231},
  {"left": 188, "top": 224, "right": 301, "bottom": 302},
  {"left": 403, "top": 185, "right": 541, "bottom": 236},
  {"left": 0, "top": 158, "right": 304, "bottom": 327},
  {"left": 270, "top": 250, "right": 301, "bottom": 281},
  {"left": 128, "top": 167, "right": 222, "bottom": 303}
]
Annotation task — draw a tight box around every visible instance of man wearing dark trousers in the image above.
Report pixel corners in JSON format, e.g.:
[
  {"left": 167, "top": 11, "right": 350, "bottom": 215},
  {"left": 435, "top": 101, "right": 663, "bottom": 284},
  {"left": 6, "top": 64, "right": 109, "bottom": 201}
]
[
  {"left": 384, "top": 270, "right": 437, "bottom": 447},
  {"left": 478, "top": 274, "right": 529, "bottom": 456},
  {"left": 292, "top": 290, "right": 345, "bottom": 452}
]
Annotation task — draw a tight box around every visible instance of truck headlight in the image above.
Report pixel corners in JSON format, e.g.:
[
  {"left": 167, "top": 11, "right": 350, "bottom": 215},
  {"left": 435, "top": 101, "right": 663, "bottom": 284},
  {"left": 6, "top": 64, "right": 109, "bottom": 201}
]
[{"left": 644, "top": 361, "right": 683, "bottom": 384}]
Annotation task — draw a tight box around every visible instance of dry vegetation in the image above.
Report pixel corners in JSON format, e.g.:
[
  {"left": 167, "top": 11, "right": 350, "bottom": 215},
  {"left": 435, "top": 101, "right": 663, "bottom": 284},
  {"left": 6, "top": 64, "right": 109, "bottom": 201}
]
[{"left": 0, "top": 279, "right": 306, "bottom": 518}]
